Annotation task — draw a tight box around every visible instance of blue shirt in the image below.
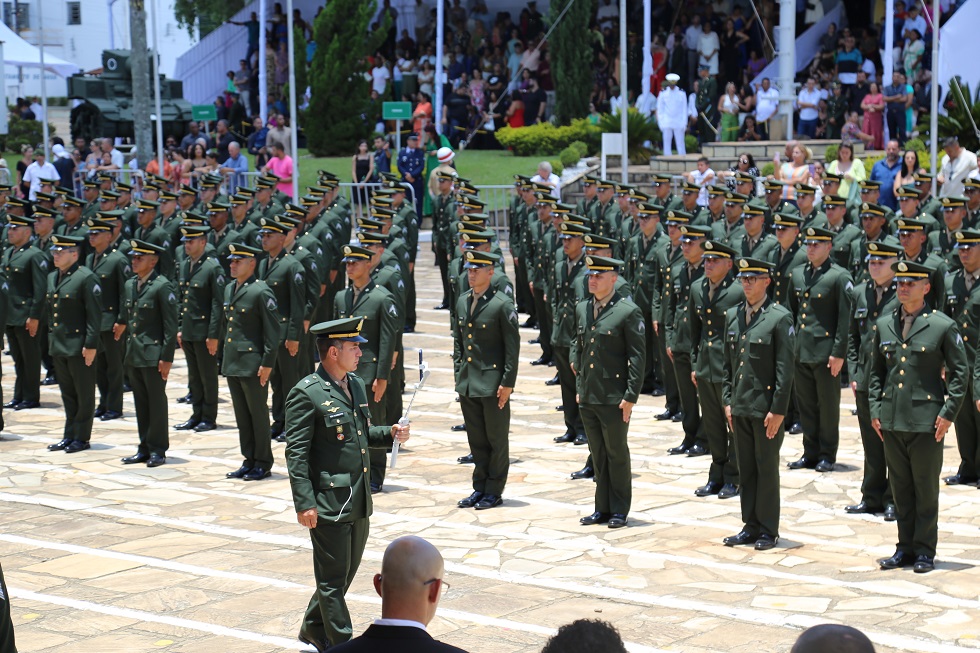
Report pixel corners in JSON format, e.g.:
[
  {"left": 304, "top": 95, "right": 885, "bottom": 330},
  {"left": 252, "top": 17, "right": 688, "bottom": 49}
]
[
  {"left": 220, "top": 153, "right": 250, "bottom": 191},
  {"left": 870, "top": 157, "right": 902, "bottom": 211}
]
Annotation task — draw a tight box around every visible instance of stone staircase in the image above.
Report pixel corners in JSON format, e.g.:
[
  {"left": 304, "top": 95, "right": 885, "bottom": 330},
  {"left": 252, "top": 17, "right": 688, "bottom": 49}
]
[{"left": 649, "top": 140, "right": 866, "bottom": 174}]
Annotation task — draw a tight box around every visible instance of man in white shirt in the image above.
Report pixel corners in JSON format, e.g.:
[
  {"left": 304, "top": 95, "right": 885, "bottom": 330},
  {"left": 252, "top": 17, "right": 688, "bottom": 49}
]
[
  {"left": 684, "top": 16, "right": 702, "bottom": 84},
  {"left": 938, "top": 136, "right": 979, "bottom": 198},
  {"left": 99, "top": 137, "right": 124, "bottom": 170},
  {"left": 330, "top": 536, "right": 469, "bottom": 653},
  {"left": 635, "top": 90, "right": 656, "bottom": 118},
  {"left": 22, "top": 149, "right": 58, "bottom": 201},
  {"left": 657, "top": 73, "right": 689, "bottom": 155},
  {"left": 371, "top": 59, "right": 391, "bottom": 97},
  {"left": 795, "top": 77, "right": 821, "bottom": 138},
  {"left": 697, "top": 23, "right": 720, "bottom": 76},
  {"left": 530, "top": 161, "right": 561, "bottom": 200},
  {"left": 29, "top": 97, "right": 45, "bottom": 123},
  {"left": 754, "top": 77, "right": 780, "bottom": 139}
]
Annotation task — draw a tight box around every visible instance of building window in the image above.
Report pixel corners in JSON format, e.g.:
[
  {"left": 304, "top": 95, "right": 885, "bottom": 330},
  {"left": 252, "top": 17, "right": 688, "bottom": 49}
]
[
  {"left": 2, "top": 2, "right": 29, "bottom": 30},
  {"left": 67, "top": 1, "right": 81, "bottom": 25}
]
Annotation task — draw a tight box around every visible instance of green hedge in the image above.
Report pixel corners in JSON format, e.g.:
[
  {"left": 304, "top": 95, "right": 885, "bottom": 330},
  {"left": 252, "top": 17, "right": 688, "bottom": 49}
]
[
  {"left": 0, "top": 115, "right": 56, "bottom": 154},
  {"left": 760, "top": 162, "right": 775, "bottom": 176},
  {"left": 559, "top": 145, "right": 580, "bottom": 168},
  {"left": 495, "top": 118, "right": 601, "bottom": 157}
]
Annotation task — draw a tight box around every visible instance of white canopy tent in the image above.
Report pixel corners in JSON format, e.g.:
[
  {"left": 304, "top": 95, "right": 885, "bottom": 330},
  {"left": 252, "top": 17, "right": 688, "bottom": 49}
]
[
  {"left": 0, "top": 20, "right": 80, "bottom": 78},
  {"left": 936, "top": 0, "right": 980, "bottom": 111}
]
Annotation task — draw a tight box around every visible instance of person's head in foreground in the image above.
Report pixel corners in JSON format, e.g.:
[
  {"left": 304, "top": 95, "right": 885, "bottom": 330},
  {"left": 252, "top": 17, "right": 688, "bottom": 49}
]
[
  {"left": 791, "top": 624, "right": 876, "bottom": 653},
  {"left": 540, "top": 619, "right": 628, "bottom": 653}
]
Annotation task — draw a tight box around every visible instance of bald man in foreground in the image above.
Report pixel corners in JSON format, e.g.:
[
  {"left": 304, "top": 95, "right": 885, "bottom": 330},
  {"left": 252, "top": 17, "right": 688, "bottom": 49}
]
[
  {"left": 791, "top": 624, "right": 875, "bottom": 653},
  {"left": 330, "top": 536, "right": 469, "bottom": 653}
]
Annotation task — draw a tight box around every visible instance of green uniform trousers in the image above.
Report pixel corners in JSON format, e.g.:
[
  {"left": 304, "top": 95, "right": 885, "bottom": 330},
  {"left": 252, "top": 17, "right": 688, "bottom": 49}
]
[
  {"left": 854, "top": 390, "right": 893, "bottom": 509},
  {"left": 226, "top": 375, "right": 273, "bottom": 470},
  {"left": 183, "top": 340, "right": 219, "bottom": 423},
  {"left": 581, "top": 403, "right": 632, "bottom": 515},
  {"left": 953, "top": 384, "right": 980, "bottom": 481},
  {"left": 303, "top": 517, "right": 370, "bottom": 647},
  {"left": 553, "top": 346, "right": 584, "bottom": 438},
  {"left": 52, "top": 356, "right": 97, "bottom": 443},
  {"left": 732, "top": 415, "right": 785, "bottom": 538},
  {"left": 459, "top": 394, "right": 511, "bottom": 496},
  {"left": 514, "top": 257, "right": 534, "bottom": 317},
  {"left": 435, "top": 243, "right": 452, "bottom": 306},
  {"left": 0, "top": 561, "right": 16, "bottom": 653},
  {"left": 795, "top": 361, "right": 841, "bottom": 463},
  {"left": 699, "top": 380, "right": 738, "bottom": 485},
  {"left": 671, "top": 351, "right": 704, "bottom": 448},
  {"left": 531, "top": 287, "right": 553, "bottom": 361},
  {"left": 656, "top": 323, "right": 680, "bottom": 413},
  {"left": 96, "top": 330, "right": 124, "bottom": 413},
  {"left": 385, "top": 353, "right": 404, "bottom": 431},
  {"left": 6, "top": 326, "right": 40, "bottom": 404},
  {"left": 405, "top": 269, "right": 417, "bottom": 329},
  {"left": 641, "top": 310, "right": 659, "bottom": 391},
  {"left": 271, "top": 343, "right": 303, "bottom": 430},
  {"left": 127, "top": 365, "right": 169, "bottom": 456},
  {"left": 39, "top": 320, "right": 52, "bottom": 375},
  {"left": 367, "top": 384, "right": 388, "bottom": 487},
  {"left": 883, "top": 429, "right": 943, "bottom": 558}
]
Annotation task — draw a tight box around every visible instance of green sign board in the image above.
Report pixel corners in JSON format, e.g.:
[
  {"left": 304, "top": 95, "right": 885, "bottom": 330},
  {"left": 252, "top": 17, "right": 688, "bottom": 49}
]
[
  {"left": 382, "top": 101, "right": 413, "bottom": 120},
  {"left": 192, "top": 104, "right": 218, "bottom": 122}
]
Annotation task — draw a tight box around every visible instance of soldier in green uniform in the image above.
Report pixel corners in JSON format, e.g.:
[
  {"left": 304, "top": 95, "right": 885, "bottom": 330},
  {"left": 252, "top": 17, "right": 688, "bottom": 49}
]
[
  {"left": 383, "top": 180, "right": 419, "bottom": 332},
  {"left": 702, "top": 184, "right": 727, "bottom": 226},
  {"left": 845, "top": 241, "right": 901, "bottom": 519},
  {"left": 551, "top": 223, "right": 590, "bottom": 447},
  {"left": 284, "top": 317, "right": 411, "bottom": 652},
  {"left": 824, "top": 83, "right": 847, "bottom": 140},
  {"left": 334, "top": 244, "right": 399, "bottom": 493},
  {"left": 912, "top": 173, "right": 943, "bottom": 223},
  {"left": 822, "top": 194, "right": 863, "bottom": 269},
  {"left": 894, "top": 184, "right": 939, "bottom": 236},
  {"left": 593, "top": 179, "right": 624, "bottom": 239},
  {"left": 965, "top": 178, "right": 980, "bottom": 228},
  {"left": 56, "top": 195, "right": 90, "bottom": 255},
  {"left": 677, "top": 181, "right": 707, "bottom": 224},
  {"left": 527, "top": 193, "right": 558, "bottom": 365},
  {"left": 625, "top": 203, "right": 668, "bottom": 396},
  {"left": 133, "top": 198, "right": 175, "bottom": 280},
  {"left": 573, "top": 255, "right": 645, "bottom": 528},
  {"left": 3, "top": 214, "right": 47, "bottom": 410},
  {"left": 931, "top": 195, "right": 968, "bottom": 270},
  {"left": 943, "top": 230, "right": 980, "bottom": 486},
  {"left": 80, "top": 179, "right": 100, "bottom": 220},
  {"left": 85, "top": 217, "right": 130, "bottom": 421},
  {"left": 511, "top": 176, "right": 535, "bottom": 322},
  {"left": 43, "top": 235, "right": 102, "bottom": 454},
  {"left": 849, "top": 180, "right": 893, "bottom": 228},
  {"left": 870, "top": 260, "right": 968, "bottom": 573},
  {"left": 650, "top": 174, "right": 680, "bottom": 212},
  {"left": 174, "top": 226, "right": 225, "bottom": 433},
  {"left": 795, "top": 184, "right": 827, "bottom": 232},
  {"left": 733, "top": 203, "right": 778, "bottom": 259},
  {"left": 787, "top": 226, "right": 853, "bottom": 472},
  {"left": 768, "top": 214, "right": 807, "bottom": 304},
  {"left": 207, "top": 200, "right": 244, "bottom": 276},
  {"left": 722, "top": 258, "right": 796, "bottom": 550},
  {"left": 32, "top": 207, "right": 57, "bottom": 386},
  {"left": 258, "top": 218, "right": 306, "bottom": 440},
  {"left": 695, "top": 65, "right": 718, "bottom": 143},
  {"left": 849, "top": 203, "right": 899, "bottom": 281},
  {"left": 282, "top": 214, "right": 322, "bottom": 380},
  {"left": 762, "top": 180, "right": 800, "bottom": 217},
  {"left": 665, "top": 224, "right": 709, "bottom": 456},
  {"left": 689, "top": 241, "right": 744, "bottom": 498},
  {"left": 221, "top": 243, "right": 280, "bottom": 481},
  {"left": 117, "top": 239, "right": 178, "bottom": 468},
  {"left": 896, "top": 218, "right": 946, "bottom": 306},
  {"left": 654, "top": 211, "right": 688, "bottom": 424},
  {"left": 577, "top": 175, "right": 600, "bottom": 220},
  {"left": 431, "top": 170, "right": 457, "bottom": 309},
  {"left": 453, "top": 250, "right": 520, "bottom": 510},
  {"left": 711, "top": 191, "right": 747, "bottom": 244}
]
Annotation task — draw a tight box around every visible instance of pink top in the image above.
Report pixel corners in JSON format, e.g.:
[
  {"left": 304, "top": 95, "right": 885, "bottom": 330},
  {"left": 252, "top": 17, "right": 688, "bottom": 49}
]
[{"left": 267, "top": 155, "right": 294, "bottom": 197}]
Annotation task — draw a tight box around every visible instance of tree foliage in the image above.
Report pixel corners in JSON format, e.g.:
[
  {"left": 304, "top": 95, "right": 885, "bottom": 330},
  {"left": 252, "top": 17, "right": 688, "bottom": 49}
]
[
  {"left": 549, "top": 0, "right": 593, "bottom": 124},
  {"left": 304, "top": 0, "right": 388, "bottom": 156},
  {"left": 174, "top": 0, "right": 245, "bottom": 37}
]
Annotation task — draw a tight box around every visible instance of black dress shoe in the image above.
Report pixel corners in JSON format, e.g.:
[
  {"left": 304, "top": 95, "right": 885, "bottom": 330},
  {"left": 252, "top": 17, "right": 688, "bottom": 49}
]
[
  {"left": 608, "top": 513, "right": 627, "bottom": 528},
  {"left": 64, "top": 440, "right": 91, "bottom": 454},
  {"left": 545, "top": 374, "right": 560, "bottom": 386},
  {"left": 570, "top": 465, "right": 594, "bottom": 480},
  {"left": 554, "top": 432, "right": 576, "bottom": 443},
  {"left": 121, "top": 452, "right": 150, "bottom": 464},
  {"left": 451, "top": 423, "right": 467, "bottom": 432},
  {"left": 298, "top": 630, "right": 329, "bottom": 653},
  {"left": 787, "top": 457, "right": 817, "bottom": 470},
  {"left": 844, "top": 501, "right": 883, "bottom": 514},
  {"left": 913, "top": 555, "right": 935, "bottom": 573},
  {"left": 878, "top": 550, "right": 916, "bottom": 570},
  {"left": 655, "top": 409, "right": 674, "bottom": 421},
  {"left": 815, "top": 460, "right": 835, "bottom": 473},
  {"left": 667, "top": 443, "right": 691, "bottom": 455},
  {"left": 475, "top": 494, "right": 503, "bottom": 510},
  {"left": 226, "top": 464, "right": 251, "bottom": 479},
  {"left": 270, "top": 424, "right": 284, "bottom": 439},
  {"left": 100, "top": 410, "right": 123, "bottom": 421},
  {"left": 403, "top": 326, "right": 415, "bottom": 333},
  {"left": 547, "top": 360, "right": 556, "bottom": 367},
  {"left": 243, "top": 467, "right": 270, "bottom": 480},
  {"left": 94, "top": 407, "right": 106, "bottom": 418},
  {"left": 755, "top": 534, "right": 778, "bottom": 551},
  {"left": 123, "top": 383, "right": 132, "bottom": 393},
  {"left": 457, "top": 453, "right": 474, "bottom": 464},
  {"left": 14, "top": 401, "right": 39, "bottom": 410},
  {"left": 174, "top": 419, "right": 200, "bottom": 431},
  {"left": 530, "top": 356, "right": 551, "bottom": 365},
  {"left": 457, "top": 491, "right": 484, "bottom": 508},
  {"left": 274, "top": 433, "right": 287, "bottom": 443},
  {"left": 41, "top": 374, "right": 57, "bottom": 386},
  {"left": 580, "top": 511, "right": 611, "bottom": 525},
  {"left": 528, "top": 337, "right": 540, "bottom": 345},
  {"left": 520, "top": 319, "right": 537, "bottom": 328},
  {"left": 193, "top": 420, "right": 217, "bottom": 432},
  {"left": 556, "top": 405, "right": 564, "bottom": 411},
  {"left": 883, "top": 505, "right": 897, "bottom": 522},
  {"left": 788, "top": 422, "right": 803, "bottom": 434},
  {"left": 176, "top": 392, "right": 193, "bottom": 404},
  {"left": 943, "top": 474, "right": 978, "bottom": 486},
  {"left": 369, "top": 482, "right": 382, "bottom": 494},
  {"left": 146, "top": 454, "right": 166, "bottom": 468},
  {"left": 573, "top": 433, "right": 588, "bottom": 445},
  {"left": 651, "top": 386, "right": 665, "bottom": 397},
  {"left": 686, "top": 443, "right": 709, "bottom": 457},
  {"left": 47, "top": 438, "right": 72, "bottom": 451},
  {"left": 671, "top": 412, "right": 683, "bottom": 422},
  {"left": 695, "top": 481, "right": 722, "bottom": 497},
  {"left": 2, "top": 400, "right": 19, "bottom": 409},
  {"left": 723, "top": 530, "right": 760, "bottom": 546},
  {"left": 718, "top": 483, "right": 739, "bottom": 499}
]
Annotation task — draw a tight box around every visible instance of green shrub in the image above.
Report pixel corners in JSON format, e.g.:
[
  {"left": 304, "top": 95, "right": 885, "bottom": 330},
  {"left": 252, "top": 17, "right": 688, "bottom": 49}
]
[
  {"left": 550, "top": 158, "right": 564, "bottom": 175},
  {"left": 904, "top": 137, "right": 926, "bottom": 152},
  {"left": 559, "top": 145, "right": 581, "bottom": 168},
  {"left": 597, "top": 109, "right": 659, "bottom": 163},
  {"left": 684, "top": 134, "right": 700, "bottom": 154},
  {"left": 761, "top": 162, "right": 775, "bottom": 176},
  {"left": 495, "top": 118, "right": 600, "bottom": 156},
  {"left": 824, "top": 144, "right": 839, "bottom": 163},
  {"left": 570, "top": 140, "right": 589, "bottom": 158},
  {"left": 1, "top": 115, "right": 55, "bottom": 154}
]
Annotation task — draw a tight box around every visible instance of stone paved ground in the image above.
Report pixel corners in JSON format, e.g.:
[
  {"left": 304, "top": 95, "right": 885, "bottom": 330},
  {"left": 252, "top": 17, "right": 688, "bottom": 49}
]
[{"left": 3, "top": 256, "right": 980, "bottom": 652}]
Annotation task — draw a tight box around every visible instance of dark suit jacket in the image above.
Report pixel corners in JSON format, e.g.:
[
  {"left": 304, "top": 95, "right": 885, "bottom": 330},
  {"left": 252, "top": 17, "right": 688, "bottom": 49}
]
[{"left": 330, "top": 624, "right": 469, "bottom": 653}]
